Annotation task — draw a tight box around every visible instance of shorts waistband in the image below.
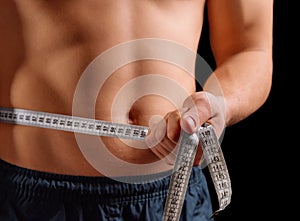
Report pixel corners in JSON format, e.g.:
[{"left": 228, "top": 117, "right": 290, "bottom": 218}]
[{"left": 0, "top": 158, "right": 204, "bottom": 204}]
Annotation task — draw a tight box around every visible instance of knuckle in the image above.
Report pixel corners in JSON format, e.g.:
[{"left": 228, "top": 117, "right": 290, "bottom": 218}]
[{"left": 167, "top": 127, "right": 179, "bottom": 142}]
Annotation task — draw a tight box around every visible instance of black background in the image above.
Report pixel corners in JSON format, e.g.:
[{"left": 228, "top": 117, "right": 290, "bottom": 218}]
[{"left": 197, "top": 1, "right": 292, "bottom": 220}]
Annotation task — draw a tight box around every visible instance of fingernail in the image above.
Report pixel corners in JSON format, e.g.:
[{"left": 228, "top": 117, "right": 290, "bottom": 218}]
[{"left": 184, "top": 116, "right": 196, "bottom": 129}]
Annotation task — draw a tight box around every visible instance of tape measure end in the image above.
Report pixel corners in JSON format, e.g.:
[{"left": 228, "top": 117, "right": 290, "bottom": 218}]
[{"left": 210, "top": 210, "right": 221, "bottom": 219}]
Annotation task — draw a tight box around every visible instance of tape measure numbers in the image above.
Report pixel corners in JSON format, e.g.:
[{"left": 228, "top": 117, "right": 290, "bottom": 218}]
[
  {"left": 0, "top": 107, "right": 148, "bottom": 140},
  {"left": 0, "top": 107, "right": 231, "bottom": 220},
  {"left": 198, "top": 125, "right": 232, "bottom": 217},
  {"left": 162, "top": 125, "right": 231, "bottom": 221},
  {"left": 162, "top": 131, "right": 199, "bottom": 221}
]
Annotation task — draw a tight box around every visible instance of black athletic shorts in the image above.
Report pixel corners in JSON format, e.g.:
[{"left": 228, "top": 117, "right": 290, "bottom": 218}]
[{"left": 0, "top": 158, "right": 214, "bottom": 221}]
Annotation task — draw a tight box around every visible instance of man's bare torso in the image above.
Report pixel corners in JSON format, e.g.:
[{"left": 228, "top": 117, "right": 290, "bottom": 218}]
[{"left": 0, "top": 0, "right": 205, "bottom": 176}]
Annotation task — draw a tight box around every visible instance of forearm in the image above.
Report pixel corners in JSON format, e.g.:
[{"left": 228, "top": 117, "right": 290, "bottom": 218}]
[{"left": 203, "top": 49, "right": 273, "bottom": 127}]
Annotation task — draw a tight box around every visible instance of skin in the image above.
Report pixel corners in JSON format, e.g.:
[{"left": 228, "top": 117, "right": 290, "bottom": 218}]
[{"left": 0, "top": 0, "right": 273, "bottom": 176}]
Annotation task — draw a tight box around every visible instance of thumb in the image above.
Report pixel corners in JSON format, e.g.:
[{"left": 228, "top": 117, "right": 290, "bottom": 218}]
[{"left": 179, "top": 107, "right": 200, "bottom": 134}]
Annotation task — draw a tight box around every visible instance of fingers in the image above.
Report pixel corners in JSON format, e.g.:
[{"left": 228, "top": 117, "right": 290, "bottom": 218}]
[
  {"left": 180, "top": 91, "right": 226, "bottom": 138},
  {"left": 145, "top": 110, "right": 181, "bottom": 165},
  {"left": 145, "top": 117, "right": 167, "bottom": 148},
  {"left": 149, "top": 136, "right": 178, "bottom": 165},
  {"left": 145, "top": 91, "right": 226, "bottom": 165},
  {"left": 180, "top": 92, "right": 212, "bottom": 134},
  {"left": 166, "top": 110, "right": 181, "bottom": 143}
]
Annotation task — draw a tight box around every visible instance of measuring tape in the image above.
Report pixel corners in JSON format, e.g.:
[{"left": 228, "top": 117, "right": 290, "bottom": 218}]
[
  {"left": 0, "top": 107, "right": 231, "bottom": 220},
  {"left": 0, "top": 107, "right": 148, "bottom": 140},
  {"left": 162, "top": 125, "right": 231, "bottom": 220},
  {"left": 162, "top": 130, "right": 199, "bottom": 221}
]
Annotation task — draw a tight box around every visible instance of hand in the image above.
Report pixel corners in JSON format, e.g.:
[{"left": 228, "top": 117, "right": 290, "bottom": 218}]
[
  {"left": 145, "top": 91, "right": 226, "bottom": 166},
  {"left": 180, "top": 91, "right": 226, "bottom": 138}
]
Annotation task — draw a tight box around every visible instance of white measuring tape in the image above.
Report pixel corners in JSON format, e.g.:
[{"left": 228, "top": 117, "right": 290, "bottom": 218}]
[
  {"left": 0, "top": 107, "right": 231, "bottom": 220},
  {"left": 0, "top": 107, "right": 148, "bottom": 140}
]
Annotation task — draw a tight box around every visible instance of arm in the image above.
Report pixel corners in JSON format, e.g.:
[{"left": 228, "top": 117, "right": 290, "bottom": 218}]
[
  {"left": 148, "top": 0, "right": 273, "bottom": 164},
  {"left": 205, "top": 0, "right": 273, "bottom": 126},
  {"left": 180, "top": 0, "right": 273, "bottom": 136}
]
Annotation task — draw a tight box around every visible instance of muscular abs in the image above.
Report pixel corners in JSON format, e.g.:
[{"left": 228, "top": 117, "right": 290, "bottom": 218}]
[{"left": 0, "top": 0, "right": 205, "bottom": 176}]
